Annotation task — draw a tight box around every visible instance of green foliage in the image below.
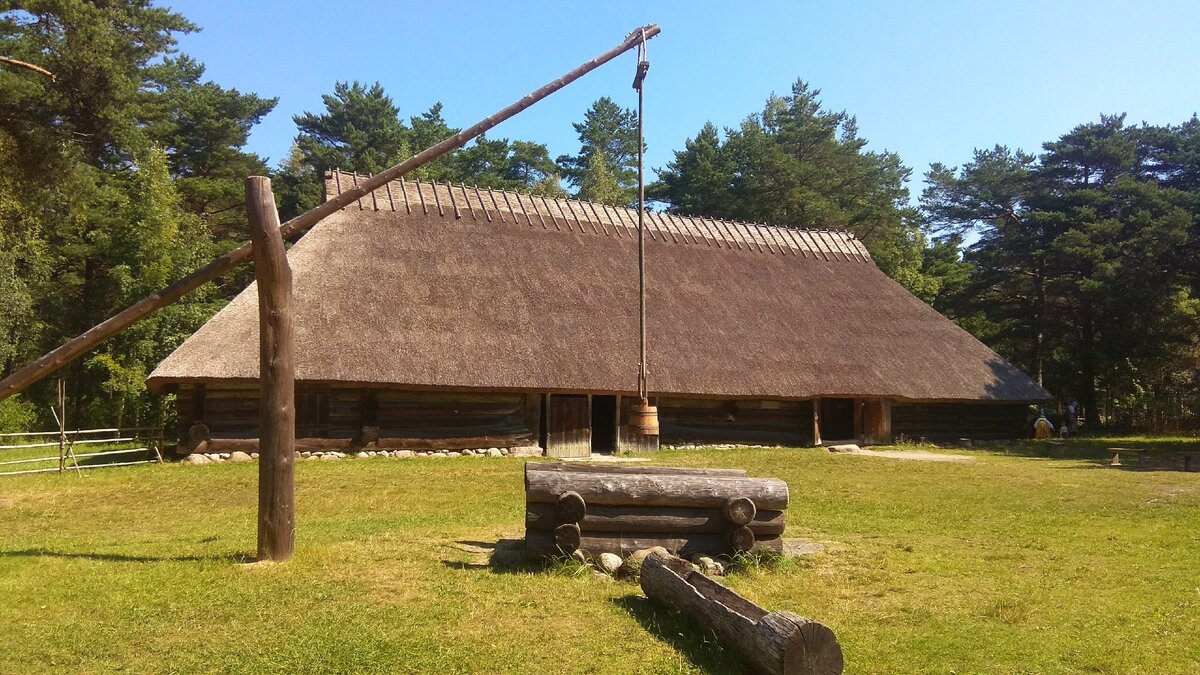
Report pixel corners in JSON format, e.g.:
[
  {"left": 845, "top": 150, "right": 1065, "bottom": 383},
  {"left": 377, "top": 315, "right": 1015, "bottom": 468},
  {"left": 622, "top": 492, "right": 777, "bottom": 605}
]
[
  {"left": 577, "top": 149, "right": 625, "bottom": 206},
  {"left": 651, "top": 80, "right": 940, "bottom": 298},
  {"left": 278, "top": 85, "right": 566, "bottom": 218},
  {"left": 0, "top": 395, "right": 35, "bottom": 433},
  {"left": 923, "top": 115, "right": 1200, "bottom": 430},
  {"left": 557, "top": 96, "right": 640, "bottom": 203},
  {"left": 0, "top": 2, "right": 246, "bottom": 428}
]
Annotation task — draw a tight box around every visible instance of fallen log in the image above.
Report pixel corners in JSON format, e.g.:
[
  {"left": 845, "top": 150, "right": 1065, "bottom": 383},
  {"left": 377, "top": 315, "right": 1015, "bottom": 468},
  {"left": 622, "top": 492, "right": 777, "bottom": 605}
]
[
  {"left": 525, "top": 530, "right": 783, "bottom": 559},
  {"left": 524, "top": 469, "right": 788, "bottom": 510},
  {"left": 640, "top": 551, "right": 843, "bottom": 675},
  {"left": 525, "top": 503, "right": 786, "bottom": 535},
  {"left": 526, "top": 462, "right": 747, "bottom": 477}
]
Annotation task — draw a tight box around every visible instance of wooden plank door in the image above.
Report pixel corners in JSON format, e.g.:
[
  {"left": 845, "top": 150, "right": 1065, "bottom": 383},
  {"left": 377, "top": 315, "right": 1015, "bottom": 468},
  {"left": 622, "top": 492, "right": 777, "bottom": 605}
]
[{"left": 547, "top": 394, "right": 590, "bottom": 458}]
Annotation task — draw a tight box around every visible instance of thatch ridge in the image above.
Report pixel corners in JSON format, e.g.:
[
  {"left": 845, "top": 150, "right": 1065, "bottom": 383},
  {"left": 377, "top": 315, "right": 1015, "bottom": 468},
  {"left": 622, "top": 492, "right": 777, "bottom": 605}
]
[{"left": 323, "top": 170, "right": 872, "bottom": 262}]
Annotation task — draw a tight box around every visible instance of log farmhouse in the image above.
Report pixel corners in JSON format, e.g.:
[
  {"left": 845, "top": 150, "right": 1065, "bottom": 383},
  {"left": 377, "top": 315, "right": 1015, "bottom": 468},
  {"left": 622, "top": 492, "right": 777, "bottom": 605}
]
[{"left": 147, "top": 170, "right": 1050, "bottom": 457}]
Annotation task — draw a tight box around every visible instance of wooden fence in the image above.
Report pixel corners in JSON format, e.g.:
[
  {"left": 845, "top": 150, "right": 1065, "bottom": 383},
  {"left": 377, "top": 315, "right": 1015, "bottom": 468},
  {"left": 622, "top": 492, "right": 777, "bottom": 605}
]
[{"left": 0, "top": 426, "right": 164, "bottom": 476}]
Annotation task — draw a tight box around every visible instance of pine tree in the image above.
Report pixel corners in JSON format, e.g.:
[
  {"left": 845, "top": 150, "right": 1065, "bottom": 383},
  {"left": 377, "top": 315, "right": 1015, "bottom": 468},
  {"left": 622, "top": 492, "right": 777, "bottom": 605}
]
[{"left": 557, "top": 97, "right": 640, "bottom": 202}]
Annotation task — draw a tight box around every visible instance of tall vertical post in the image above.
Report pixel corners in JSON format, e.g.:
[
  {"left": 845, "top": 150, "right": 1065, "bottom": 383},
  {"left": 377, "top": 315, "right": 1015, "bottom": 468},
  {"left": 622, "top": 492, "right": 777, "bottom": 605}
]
[
  {"left": 247, "top": 176, "right": 295, "bottom": 562},
  {"left": 626, "top": 31, "right": 659, "bottom": 453}
]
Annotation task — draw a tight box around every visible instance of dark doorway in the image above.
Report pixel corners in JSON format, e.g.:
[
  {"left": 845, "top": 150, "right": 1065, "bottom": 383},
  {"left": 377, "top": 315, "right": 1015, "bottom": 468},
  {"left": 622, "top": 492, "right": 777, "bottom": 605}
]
[
  {"left": 591, "top": 395, "right": 617, "bottom": 453},
  {"left": 820, "top": 398, "right": 856, "bottom": 441}
]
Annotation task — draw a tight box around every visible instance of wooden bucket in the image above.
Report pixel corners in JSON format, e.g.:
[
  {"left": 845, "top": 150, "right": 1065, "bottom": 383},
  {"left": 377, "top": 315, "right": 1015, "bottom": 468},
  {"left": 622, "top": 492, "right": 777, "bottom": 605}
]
[{"left": 629, "top": 399, "right": 660, "bottom": 436}]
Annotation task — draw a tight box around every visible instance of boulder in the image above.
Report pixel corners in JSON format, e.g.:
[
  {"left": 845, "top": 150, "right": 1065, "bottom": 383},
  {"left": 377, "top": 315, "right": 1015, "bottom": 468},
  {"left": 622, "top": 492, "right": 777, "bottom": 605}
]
[
  {"left": 395, "top": 450, "right": 414, "bottom": 458},
  {"left": 509, "top": 445, "right": 543, "bottom": 457},
  {"left": 320, "top": 453, "right": 339, "bottom": 461},
  {"left": 182, "top": 453, "right": 210, "bottom": 466},
  {"left": 461, "top": 449, "right": 475, "bottom": 456},
  {"left": 250, "top": 453, "right": 259, "bottom": 460},
  {"left": 446, "top": 451, "right": 462, "bottom": 458},
  {"left": 618, "top": 546, "right": 670, "bottom": 579},
  {"left": 827, "top": 444, "right": 861, "bottom": 454},
  {"left": 597, "top": 552, "right": 622, "bottom": 575},
  {"left": 354, "top": 451, "right": 370, "bottom": 459},
  {"left": 218, "top": 453, "right": 231, "bottom": 460},
  {"left": 228, "top": 451, "right": 253, "bottom": 463},
  {"left": 486, "top": 448, "right": 503, "bottom": 457}
]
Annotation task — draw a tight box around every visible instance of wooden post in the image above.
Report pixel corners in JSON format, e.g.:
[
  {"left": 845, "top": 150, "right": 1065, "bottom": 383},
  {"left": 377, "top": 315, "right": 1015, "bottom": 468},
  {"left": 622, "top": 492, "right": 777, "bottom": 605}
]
[
  {"left": 812, "top": 398, "right": 822, "bottom": 447},
  {"left": 56, "top": 379, "right": 65, "bottom": 473},
  {"left": 248, "top": 176, "right": 295, "bottom": 563},
  {"left": 863, "top": 399, "right": 892, "bottom": 445}
]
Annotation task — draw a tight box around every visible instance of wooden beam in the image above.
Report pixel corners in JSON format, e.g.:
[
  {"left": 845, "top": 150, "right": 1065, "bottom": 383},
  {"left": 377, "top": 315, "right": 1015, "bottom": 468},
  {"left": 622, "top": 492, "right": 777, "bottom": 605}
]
[{"left": 247, "top": 177, "right": 295, "bottom": 563}]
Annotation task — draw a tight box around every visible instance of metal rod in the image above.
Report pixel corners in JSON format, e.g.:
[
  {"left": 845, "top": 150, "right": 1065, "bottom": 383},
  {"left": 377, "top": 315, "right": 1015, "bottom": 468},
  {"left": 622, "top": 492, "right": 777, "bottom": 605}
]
[{"left": 0, "top": 24, "right": 661, "bottom": 403}]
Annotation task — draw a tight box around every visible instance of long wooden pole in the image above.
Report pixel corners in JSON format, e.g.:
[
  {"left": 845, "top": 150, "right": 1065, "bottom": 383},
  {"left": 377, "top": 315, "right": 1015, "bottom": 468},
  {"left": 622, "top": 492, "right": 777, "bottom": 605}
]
[
  {"left": 0, "top": 24, "right": 661, "bottom": 404},
  {"left": 247, "top": 177, "right": 295, "bottom": 562}
]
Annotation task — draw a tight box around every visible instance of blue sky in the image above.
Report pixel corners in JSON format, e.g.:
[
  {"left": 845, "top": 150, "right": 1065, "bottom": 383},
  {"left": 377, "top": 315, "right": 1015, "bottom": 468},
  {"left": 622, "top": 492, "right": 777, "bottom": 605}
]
[{"left": 169, "top": 0, "right": 1200, "bottom": 200}]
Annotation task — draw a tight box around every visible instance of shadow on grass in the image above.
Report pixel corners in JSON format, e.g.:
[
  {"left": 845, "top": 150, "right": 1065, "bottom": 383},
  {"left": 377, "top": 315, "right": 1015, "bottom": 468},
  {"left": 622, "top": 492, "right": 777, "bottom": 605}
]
[
  {"left": 440, "top": 538, "right": 544, "bottom": 575},
  {"left": 0, "top": 548, "right": 253, "bottom": 564},
  {"left": 610, "top": 595, "right": 742, "bottom": 673}
]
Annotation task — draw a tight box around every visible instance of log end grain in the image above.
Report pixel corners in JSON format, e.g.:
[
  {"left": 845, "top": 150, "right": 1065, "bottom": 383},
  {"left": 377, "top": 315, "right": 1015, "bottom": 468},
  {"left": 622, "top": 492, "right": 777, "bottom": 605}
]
[
  {"left": 556, "top": 491, "right": 587, "bottom": 523},
  {"left": 723, "top": 496, "right": 756, "bottom": 526},
  {"left": 776, "top": 611, "right": 844, "bottom": 675},
  {"left": 553, "top": 522, "right": 581, "bottom": 553},
  {"left": 728, "top": 526, "right": 755, "bottom": 553}
]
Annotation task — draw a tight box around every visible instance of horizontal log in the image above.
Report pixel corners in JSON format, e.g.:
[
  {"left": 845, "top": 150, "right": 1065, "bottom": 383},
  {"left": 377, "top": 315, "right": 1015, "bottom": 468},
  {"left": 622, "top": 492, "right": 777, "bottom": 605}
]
[
  {"left": 640, "top": 552, "right": 843, "bottom": 674},
  {"left": 525, "top": 503, "right": 785, "bottom": 535},
  {"left": 525, "top": 462, "right": 747, "bottom": 477},
  {"left": 525, "top": 530, "right": 783, "bottom": 559},
  {"left": 524, "top": 470, "right": 788, "bottom": 510},
  {"left": 200, "top": 432, "right": 534, "bottom": 453}
]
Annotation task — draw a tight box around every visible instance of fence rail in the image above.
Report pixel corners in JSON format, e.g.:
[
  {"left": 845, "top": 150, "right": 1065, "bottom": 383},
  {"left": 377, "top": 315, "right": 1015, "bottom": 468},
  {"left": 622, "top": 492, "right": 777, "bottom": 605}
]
[{"left": 0, "top": 425, "right": 165, "bottom": 477}]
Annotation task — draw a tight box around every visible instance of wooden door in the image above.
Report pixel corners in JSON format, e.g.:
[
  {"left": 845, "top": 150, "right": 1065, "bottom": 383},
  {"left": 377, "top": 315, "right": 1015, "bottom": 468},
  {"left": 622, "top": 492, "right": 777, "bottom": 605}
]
[{"left": 547, "top": 394, "right": 590, "bottom": 458}]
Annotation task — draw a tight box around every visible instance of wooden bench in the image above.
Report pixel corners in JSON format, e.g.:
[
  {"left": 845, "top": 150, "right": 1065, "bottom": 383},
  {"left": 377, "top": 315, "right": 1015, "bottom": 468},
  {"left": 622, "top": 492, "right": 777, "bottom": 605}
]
[{"left": 1108, "top": 447, "right": 1147, "bottom": 467}]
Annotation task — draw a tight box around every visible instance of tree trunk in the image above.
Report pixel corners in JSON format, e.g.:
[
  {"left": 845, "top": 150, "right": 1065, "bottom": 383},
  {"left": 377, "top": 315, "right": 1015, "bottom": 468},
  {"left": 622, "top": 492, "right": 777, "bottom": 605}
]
[{"left": 640, "top": 551, "right": 843, "bottom": 674}]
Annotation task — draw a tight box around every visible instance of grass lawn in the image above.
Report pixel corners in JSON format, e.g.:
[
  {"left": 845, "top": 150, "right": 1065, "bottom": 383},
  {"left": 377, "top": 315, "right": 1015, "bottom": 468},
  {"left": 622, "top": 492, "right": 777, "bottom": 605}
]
[{"left": 1, "top": 441, "right": 1198, "bottom": 673}]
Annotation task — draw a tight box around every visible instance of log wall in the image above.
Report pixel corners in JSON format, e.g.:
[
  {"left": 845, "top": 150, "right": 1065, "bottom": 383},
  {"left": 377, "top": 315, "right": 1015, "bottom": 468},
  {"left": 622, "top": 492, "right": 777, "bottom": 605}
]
[
  {"left": 891, "top": 402, "right": 1030, "bottom": 441},
  {"left": 657, "top": 397, "right": 813, "bottom": 447},
  {"left": 174, "top": 384, "right": 537, "bottom": 452}
]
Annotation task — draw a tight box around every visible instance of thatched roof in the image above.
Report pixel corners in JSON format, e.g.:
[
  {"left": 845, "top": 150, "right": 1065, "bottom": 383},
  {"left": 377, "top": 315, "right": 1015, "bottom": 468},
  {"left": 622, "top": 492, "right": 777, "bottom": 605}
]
[{"left": 147, "top": 171, "right": 1050, "bottom": 402}]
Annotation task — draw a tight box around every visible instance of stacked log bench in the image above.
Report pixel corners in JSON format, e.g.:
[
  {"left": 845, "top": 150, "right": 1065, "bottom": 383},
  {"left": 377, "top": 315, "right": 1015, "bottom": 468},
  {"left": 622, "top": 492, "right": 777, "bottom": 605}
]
[{"left": 524, "top": 463, "right": 788, "bottom": 559}]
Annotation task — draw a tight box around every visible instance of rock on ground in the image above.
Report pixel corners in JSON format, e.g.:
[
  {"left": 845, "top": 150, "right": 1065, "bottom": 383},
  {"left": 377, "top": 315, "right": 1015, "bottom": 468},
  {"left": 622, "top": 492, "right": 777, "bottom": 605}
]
[
  {"left": 182, "top": 454, "right": 210, "bottom": 465},
  {"left": 597, "top": 552, "right": 622, "bottom": 575},
  {"left": 618, "top": 546, "right": 670, "bottom": 578},
  {"left": 229, "top": 451, "right": 253, "bottom": 462}
]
